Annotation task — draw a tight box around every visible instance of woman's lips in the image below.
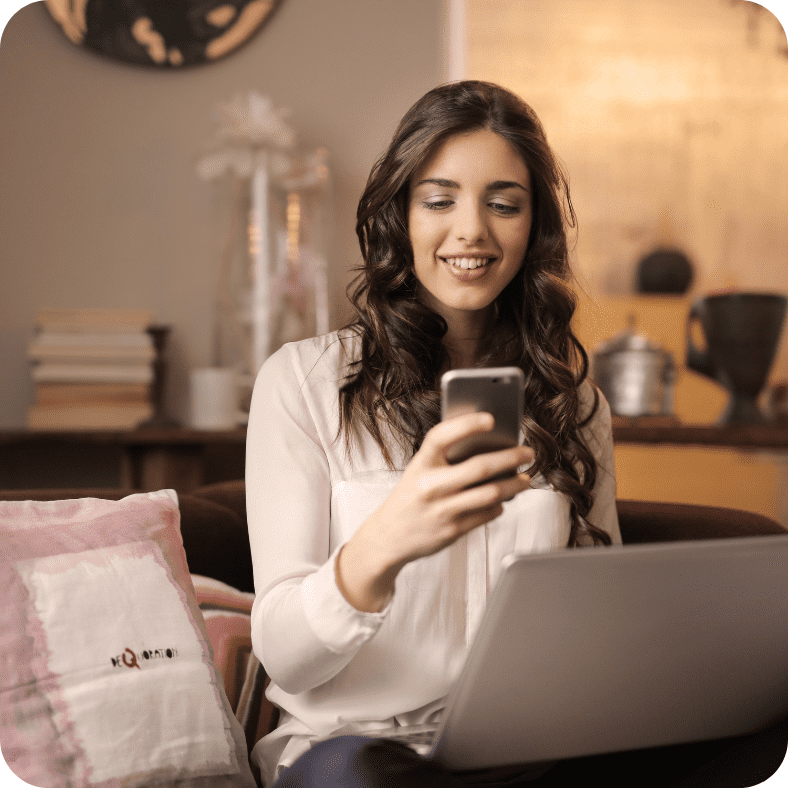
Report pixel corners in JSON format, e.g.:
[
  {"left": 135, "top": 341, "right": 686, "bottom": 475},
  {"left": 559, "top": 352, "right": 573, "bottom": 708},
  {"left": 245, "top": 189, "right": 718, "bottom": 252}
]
[{"left": 440, "top": 256, "right": 495, "bottom": 281}]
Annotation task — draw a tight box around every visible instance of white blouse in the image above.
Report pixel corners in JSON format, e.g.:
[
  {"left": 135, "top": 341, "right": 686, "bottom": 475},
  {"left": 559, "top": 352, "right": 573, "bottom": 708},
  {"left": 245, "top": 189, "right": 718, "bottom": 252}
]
[{"left": 245, "top": 331, "right": 621, "bottom": 786}]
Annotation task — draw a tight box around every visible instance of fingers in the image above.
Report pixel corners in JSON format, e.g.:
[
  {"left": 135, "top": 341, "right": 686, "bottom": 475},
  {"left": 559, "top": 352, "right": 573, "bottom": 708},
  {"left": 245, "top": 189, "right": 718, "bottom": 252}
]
[
  {"left": 461, "top": 445, "right": 533, "bottom": 486},
  {"left": 440, "top": 472, "right": 531, "bottom": 522},
  {"left": 420, "top": 444, "right": 533, "bottom": 500},
  {"left": 419, "top": 412, "right": 495, "bottom": 464},
  {"left": 435, "top": 470, "right": 531, "bottom": 538},
  {"left": 450, "top": 502, "right": 505, "bottom": 535}
]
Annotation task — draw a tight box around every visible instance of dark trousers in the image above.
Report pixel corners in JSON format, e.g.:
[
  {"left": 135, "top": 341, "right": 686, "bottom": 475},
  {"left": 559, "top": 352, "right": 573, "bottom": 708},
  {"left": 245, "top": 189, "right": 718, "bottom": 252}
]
[{"left": 272, "top": 716, "right": 788, "bottom": 788}]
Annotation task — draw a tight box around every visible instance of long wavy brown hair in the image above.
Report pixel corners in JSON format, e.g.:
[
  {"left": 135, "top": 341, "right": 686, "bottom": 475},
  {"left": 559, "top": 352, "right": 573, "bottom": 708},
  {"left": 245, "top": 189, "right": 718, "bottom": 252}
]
[{"left": 337, "top": 80, "right": 611, "bottom": 547}]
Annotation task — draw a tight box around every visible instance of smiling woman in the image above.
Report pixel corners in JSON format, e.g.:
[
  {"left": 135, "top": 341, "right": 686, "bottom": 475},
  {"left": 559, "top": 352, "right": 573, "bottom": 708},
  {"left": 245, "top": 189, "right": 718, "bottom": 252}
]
[
  {"left": 43, "top": 0, "right": 283, "bottom": 68},
  {"left": 244, "top": 80, "right": 623, "bottom": 787}
]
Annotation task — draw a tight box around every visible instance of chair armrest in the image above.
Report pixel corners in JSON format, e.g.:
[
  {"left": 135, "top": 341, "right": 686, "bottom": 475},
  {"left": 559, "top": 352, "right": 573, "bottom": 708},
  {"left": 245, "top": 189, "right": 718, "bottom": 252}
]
[{"left": 617, "top": 499, "right": 788, "bottom": 544}]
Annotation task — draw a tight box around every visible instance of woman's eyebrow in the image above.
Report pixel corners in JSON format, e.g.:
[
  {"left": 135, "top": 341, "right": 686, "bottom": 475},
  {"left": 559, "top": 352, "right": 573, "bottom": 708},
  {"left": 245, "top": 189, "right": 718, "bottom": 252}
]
[
  {"left": 413, "top": 177, "right": 459, "bottom": 189},
  {"left": 413, "top": 177, "right": 528, "bottom": 192},
  {"left": 487, "top": 180, "right": 529, "bottom": 192}
]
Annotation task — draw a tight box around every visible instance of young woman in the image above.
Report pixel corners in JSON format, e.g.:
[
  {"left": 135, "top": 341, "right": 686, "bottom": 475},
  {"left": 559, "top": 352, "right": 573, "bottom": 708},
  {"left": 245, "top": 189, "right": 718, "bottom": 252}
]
[{"left": 245, "top": 80, "right": 621, "bottom": 787}]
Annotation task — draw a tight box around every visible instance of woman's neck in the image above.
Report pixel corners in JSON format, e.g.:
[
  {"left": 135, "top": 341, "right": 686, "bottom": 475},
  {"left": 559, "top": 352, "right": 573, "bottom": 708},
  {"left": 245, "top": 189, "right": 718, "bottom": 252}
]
[
  {"left": 415, "top": 282, "right": 495, "bottom": 369},
  {"left": 442, "top": 312, "right": 494, "bottom": 370},
  {"left": 444, "top": 338, "right": 480, "bottom": 369}
]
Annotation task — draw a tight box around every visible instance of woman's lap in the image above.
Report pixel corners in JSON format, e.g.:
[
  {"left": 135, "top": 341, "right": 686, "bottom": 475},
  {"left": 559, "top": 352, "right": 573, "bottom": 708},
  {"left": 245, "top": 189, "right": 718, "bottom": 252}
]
[
  {"left": 272, "top": 717, "right": 788, "bottom": 788},
  {"left": 271, "top": 736, "right": 548, "bottom": 787},
  {"left": 272, "top": 736, "right": 464, "bottom": 787}
]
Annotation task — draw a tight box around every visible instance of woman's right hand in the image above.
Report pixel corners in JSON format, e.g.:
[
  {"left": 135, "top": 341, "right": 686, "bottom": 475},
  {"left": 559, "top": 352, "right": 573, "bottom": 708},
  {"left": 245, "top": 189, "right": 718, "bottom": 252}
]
[{"left": 335, "top": 412, "right": 533, "bottom": 612}]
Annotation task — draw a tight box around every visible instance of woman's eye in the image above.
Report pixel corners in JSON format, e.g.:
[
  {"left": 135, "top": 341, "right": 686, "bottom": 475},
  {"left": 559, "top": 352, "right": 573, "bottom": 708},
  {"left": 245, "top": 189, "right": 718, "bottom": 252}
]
[
  {"left": 424, "top": 200, "right": 453, "bottom": 210},
  {"left": 490, "top": 202, "right": 520, "bottom": 215}
]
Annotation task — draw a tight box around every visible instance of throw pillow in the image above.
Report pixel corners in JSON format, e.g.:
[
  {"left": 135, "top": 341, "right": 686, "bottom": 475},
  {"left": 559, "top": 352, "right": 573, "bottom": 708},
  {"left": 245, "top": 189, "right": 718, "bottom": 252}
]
[{"left": 0, "top": 489, "right": 256, "bottom": 788}]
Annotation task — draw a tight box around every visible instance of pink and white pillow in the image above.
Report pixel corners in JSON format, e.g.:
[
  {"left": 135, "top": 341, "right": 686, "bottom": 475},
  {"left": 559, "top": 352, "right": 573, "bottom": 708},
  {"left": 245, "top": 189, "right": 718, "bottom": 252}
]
[{"left": 0, "top": 489, "right": 256, "bottom": 788}]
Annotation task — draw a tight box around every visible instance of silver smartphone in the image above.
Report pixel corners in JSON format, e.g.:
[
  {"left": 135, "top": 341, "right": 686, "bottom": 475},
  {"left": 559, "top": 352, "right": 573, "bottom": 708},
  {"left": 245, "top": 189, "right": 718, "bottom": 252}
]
[{"left": 440, "top": 368, "right": 525, "bottom": 478}]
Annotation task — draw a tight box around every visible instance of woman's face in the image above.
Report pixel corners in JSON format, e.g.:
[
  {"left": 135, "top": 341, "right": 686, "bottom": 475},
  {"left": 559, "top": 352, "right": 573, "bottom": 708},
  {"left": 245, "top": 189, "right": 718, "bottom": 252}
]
[{"left": 407, "top": 129, "right": 532, "bottom": 327}]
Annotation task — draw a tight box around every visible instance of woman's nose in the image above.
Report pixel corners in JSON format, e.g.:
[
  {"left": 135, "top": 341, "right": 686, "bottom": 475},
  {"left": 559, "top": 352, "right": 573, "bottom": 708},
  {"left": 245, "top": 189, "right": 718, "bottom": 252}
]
[{"left": 452, "top": 200, "right": 488, "bottom": 243}]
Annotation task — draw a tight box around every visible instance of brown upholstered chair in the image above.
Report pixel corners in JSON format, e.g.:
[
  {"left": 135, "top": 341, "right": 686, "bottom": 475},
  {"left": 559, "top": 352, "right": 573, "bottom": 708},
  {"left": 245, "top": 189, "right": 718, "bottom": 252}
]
[{"left": 4, "top": 484, "right": 785, "bottom": 764}]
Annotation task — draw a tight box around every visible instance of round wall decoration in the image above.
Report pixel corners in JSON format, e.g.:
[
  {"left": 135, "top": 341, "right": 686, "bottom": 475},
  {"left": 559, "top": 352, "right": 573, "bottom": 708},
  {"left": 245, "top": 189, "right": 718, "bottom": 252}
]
[{"left": 44, "top": 0, "right": 284, "bottom": 68}]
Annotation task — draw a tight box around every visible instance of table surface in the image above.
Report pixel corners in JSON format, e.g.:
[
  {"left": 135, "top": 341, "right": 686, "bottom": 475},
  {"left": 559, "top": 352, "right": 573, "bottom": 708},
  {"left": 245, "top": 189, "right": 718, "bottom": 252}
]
[
  {"left": 3, "top": 422, "right": 788, "bottom": 449},
  {"left": 610, "top": 420, "right": 788, "bottom": 449},
  {"left": 0, "top": 427, "right": 248, "bottom": 445}
]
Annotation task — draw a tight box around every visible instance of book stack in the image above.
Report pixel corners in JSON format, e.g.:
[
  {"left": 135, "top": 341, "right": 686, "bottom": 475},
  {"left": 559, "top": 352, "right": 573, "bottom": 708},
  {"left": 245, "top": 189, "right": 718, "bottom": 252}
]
[{"left": 27, "top": 308, "right": 156, "bottom": 430}]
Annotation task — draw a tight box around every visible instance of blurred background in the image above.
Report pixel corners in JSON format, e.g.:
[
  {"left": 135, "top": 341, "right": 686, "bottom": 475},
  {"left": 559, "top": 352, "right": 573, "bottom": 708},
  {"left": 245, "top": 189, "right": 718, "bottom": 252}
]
[{"left": 1, "top": 0, "right": 786, "bottom": 522}]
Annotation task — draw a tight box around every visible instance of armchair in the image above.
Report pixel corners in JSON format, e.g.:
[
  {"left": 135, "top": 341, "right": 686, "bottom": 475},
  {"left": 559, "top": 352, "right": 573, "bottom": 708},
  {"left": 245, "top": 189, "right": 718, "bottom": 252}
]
[{"left": 2, "top": 481, "right": 785, "bottom": 785}]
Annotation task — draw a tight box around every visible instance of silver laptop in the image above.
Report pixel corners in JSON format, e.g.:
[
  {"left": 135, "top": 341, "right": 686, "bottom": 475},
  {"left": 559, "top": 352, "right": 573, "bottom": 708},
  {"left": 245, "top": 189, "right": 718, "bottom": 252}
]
[{"left": 348, "top": 534, "right": 788, "bottom": 771}]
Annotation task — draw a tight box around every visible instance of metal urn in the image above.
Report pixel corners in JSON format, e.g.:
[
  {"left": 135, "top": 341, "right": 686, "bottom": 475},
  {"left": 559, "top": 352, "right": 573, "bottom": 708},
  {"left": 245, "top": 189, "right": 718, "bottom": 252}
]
[{"left": 592, "top": 316, "right": 676, "bottom": 418}]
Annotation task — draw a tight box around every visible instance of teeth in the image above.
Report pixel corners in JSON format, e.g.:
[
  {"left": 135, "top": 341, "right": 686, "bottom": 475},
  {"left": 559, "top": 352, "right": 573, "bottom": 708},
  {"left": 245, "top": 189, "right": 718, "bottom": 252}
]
[{"left": 446, "top": 257, "right": 490, "bottom": 269}]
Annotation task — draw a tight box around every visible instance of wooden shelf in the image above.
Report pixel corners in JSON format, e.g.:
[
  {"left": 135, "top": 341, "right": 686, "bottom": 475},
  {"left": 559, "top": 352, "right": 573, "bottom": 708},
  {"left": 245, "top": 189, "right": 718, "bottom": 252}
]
[
  {"left": 5, "top": 420, "right": 788, "bottom": 493},
  {"left": 612, "top": 420, "right": 788, "bottom": 450},
  {"left": 0, "top": 427, "right": 246, "bottom": 445},
  {"left": 0, "top": 427, "right": 247, "bottom": 491}
]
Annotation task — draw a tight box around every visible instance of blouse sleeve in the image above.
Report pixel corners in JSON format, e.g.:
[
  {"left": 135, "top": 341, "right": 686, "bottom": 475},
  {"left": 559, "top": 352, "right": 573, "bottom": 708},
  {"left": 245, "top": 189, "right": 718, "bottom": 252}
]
[
  {"left": 245, "top": 344, "right": 389, "bottom": 695},
  {"left": 579, "top": 384, "right": 622, "bottom": 546}
]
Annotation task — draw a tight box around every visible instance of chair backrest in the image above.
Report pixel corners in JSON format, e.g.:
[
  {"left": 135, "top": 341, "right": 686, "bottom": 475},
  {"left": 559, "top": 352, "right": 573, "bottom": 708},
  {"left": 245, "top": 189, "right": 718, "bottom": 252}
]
[
  {"left": 616, "top": 499, "right": 787, "bottom": 544},
  {"left": 5, "top": 484, "right": 785, "bottom": 757}
]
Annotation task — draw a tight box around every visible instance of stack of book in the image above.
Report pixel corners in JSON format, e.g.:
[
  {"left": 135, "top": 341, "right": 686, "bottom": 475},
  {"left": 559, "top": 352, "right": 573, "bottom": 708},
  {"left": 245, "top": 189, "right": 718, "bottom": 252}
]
[{"left": 27, "top": 308, "right": 156, "bottom": 430}]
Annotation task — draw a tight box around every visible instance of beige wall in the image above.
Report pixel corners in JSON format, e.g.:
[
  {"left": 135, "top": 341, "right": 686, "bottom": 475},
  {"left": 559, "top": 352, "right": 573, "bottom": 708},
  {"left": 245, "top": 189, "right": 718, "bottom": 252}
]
[
  {"left": 468, "top": 0, "right": 788, "bottom": 524},
  {"left": 468, "top": 0, "right": 788, "bottom": 309},
  {"left": 0, "top": 0, "right": 445, "bottom": 427}
]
